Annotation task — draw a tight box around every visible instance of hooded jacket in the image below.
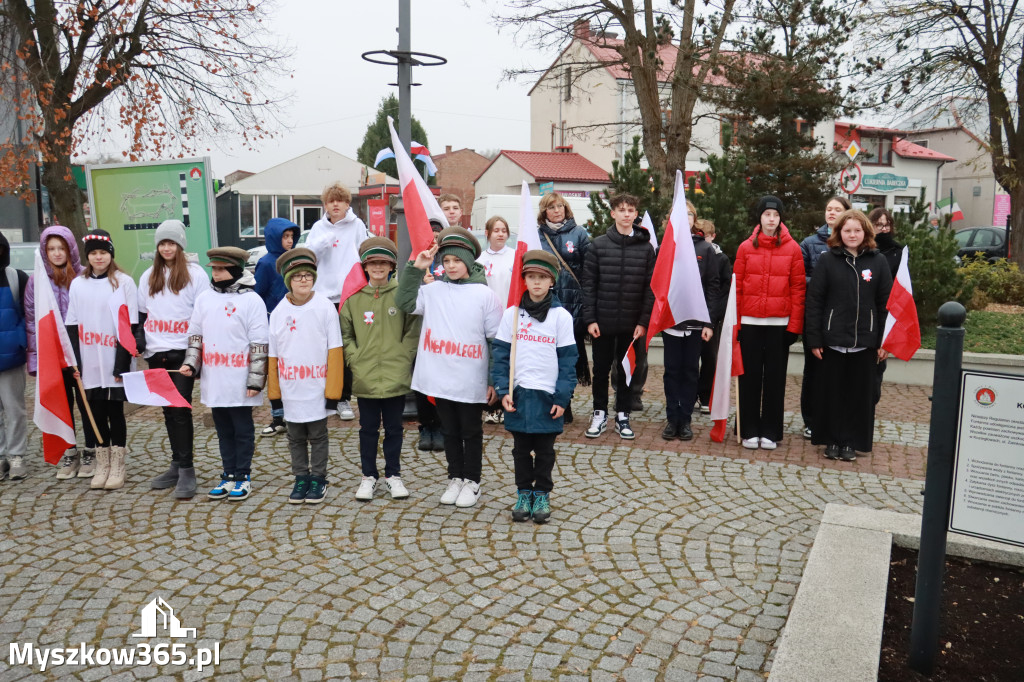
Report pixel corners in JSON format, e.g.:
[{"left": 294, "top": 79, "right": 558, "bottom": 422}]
[
  {"left": 733, "top": 224, "right": 806, "bottom": 333},
  {"left": 25, "top": 225, "right": 84, "bottom": 374},
  {"left": 305, "top": 208, "right": 369, "bottom": 302},
  {"left": 800, "top": 224, "right": 832, "bottom": 282},
  {"left": 0, "top": 234, "right": 29, "bottom": 371},
  {"left": 253, "top": 217, "right": 299, "bottom": 314},
  {"left": 538, "top": 218, "right": 590, "bottom": 322},
  {"left": 581, "top": 226, "right": 656, "bottom": 335},
  {"left": 805, "top": 246, "right": 893, "bottom": 349},
  {"left": 339, "top": 277, "right": 421, "bottom": 399}
]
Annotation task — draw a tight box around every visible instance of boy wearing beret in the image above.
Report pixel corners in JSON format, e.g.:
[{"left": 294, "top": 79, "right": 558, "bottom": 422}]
[
  {"left": 491, "top": 250, "right": 578, "bottom": 523},
  {"left": 180, "top": 247, "right": 269, "bottom": 501},
  {"left": 397, "top": 226, "right": 503, "bottom": 508},
  {"left": 268, "top": 248, "right": 344, "bottom": 504},
  {"left": 340, "top": 237, "right": 420, "bottom": 501}
]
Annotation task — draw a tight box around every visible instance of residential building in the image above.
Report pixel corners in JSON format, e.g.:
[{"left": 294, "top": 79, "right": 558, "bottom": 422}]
[{"left": 434, "top": 146, "right": 491, "bottom": 228}]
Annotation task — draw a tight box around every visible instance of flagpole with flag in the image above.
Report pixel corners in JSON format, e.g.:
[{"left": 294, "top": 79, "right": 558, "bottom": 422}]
[
  {"left": 621, "top": 338, "right": 639, "bottom": 386},
  {"left": 387, "top": 117, "right": 448, "bottom": 255},
  {"left": 709, "top": 275, "right": 743, "bottom": 443},
  {"left": 507, "top": 181, "right": 543, "bottom": 390},
  {"left": 881, "top": 246, "right": 922, "bottom": 361},
  {"left": 641, "top": 211, "right": 659, "bottom": 250},
  {"left": 122, "top": 369, "right": 192, "bottom": 408}
]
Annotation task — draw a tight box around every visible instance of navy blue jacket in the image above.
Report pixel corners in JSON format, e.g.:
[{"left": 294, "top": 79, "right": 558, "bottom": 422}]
[
  {"left": 254, "top": 217, "right": 299, "bottom": 314},
  {"left": 0, "top": 234, "right": 28, "bottom": 371},
  {"left": 800, "top": 224, "right": 832, "bottom": 283},
  {"left": 538, "top": 218, "right": 590, "bottom": 323}
]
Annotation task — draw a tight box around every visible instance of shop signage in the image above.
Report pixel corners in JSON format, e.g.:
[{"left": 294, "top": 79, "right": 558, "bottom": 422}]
[
  {"left": 861, "top": 172, "right": 909, "bottom": 192},
  {"left": 539, "top": 182, "right": 554, "bottom": 195}
]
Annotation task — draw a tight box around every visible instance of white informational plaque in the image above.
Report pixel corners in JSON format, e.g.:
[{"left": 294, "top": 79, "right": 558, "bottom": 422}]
[{"left": 949, "top": 370, "right": 1024, "bottom": 547}]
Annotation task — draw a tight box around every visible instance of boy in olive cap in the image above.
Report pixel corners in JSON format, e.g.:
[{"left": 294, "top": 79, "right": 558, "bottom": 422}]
[
  {"left": 396, "top": 226, "right": 503, "bottom": 509},
  {"left": 340, "top": 237, "right": 420, "bottom": 501},
  {"left": 268, "top": 247, "right": 344, "bottom": 504},
  {"left": 491, "top": 250, "right": 577, "bottom": 523}
]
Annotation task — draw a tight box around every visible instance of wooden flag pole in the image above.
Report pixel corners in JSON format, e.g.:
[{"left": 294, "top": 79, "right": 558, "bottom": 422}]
[
  {"left": 508, "top": 307, "right": 520, "bottom": 392},
  {"left": 733, "top": 376, "right": 741, "bottom": 445},
  {"left": 73, "top": 370, "right": 103, "bottom": 445}
]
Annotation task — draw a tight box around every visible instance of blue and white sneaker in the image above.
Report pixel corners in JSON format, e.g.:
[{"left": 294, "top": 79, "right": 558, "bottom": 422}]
[
  {"left": 227, "top": 475, "right": 251, "bottom": 501},
  {"left": 208, "top": 475, "right": 233, "bottom": 500}
]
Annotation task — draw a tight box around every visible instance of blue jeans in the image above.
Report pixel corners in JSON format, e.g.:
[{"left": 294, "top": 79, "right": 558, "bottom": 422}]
[{"left": 211, "top": 406, "right": 255, "bottom": 477}]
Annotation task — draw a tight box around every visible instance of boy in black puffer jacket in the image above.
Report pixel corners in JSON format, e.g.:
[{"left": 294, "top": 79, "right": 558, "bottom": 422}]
[{"left": 581, "top": 193, "right": 656, "bottom": 440}]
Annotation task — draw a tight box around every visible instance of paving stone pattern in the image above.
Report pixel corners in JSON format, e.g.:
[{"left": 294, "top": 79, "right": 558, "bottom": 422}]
[{"left": 0, "top": 374, "right": 929, "bottom": 680}]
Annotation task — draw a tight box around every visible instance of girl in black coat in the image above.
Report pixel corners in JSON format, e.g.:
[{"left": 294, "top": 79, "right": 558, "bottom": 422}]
[{"left": 804, "top": 210, "right": 893, "bottom": 461}]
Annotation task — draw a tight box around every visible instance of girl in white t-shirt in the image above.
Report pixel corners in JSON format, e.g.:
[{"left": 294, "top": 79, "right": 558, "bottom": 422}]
[
  {"left": 65, "top": 230, "right": 139, "bottom": 491},
  {"left": 138, "top": 220, "right": 209, "bottom": 499}
]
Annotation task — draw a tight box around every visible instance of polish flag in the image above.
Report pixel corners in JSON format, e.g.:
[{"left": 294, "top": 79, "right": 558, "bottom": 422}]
[
  {"left": 122, "top": 369, "right": 191, "bottom": 408},
  {"left": 646, "top": 170, "right": 710, "bottom": 348},
  {"left": 621, "top": 338, "right": 638, "bottom": 386},
  {"left": 32, "top": 251, "right": 77, "bottom": 464},
  {"left": 387, "top": 117, "right": 445, "bottom": 254},
  {"left": 337, "top": 240, "right": 368, "bottom": 306},
  {"left": 641, "top": 210, "right": 659, "bottom": 250},
  {"left": 710, "top": 275, "right": 743, "bottom": 442},
  {"left": 881, "top": 246, "right": 922, "bottom": 361},
  {"left": 108, "top": 284, "right": 138, "bottom": 356},
  {"left": 506, "top": 181, "right": 543, "bottom": 308}
]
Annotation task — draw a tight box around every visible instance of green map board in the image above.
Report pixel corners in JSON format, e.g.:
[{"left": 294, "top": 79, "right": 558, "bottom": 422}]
[{"left": 86, "top": 158, "right": 217, "bottom": 282}]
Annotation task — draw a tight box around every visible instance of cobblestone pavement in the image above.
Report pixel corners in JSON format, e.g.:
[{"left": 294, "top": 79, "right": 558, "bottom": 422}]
[{"left": 0, "top": 374, "right": 928, "bottom": 681}]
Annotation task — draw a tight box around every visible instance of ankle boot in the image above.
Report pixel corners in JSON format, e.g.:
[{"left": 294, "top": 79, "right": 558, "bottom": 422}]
[
  {"left": 90, "top": 447, "right": 111, "bottom": 489},
  {"left": 55, "top": 448, "right": 80, "bottom": 480},
  {"left": 151, "top": 463, "right": 180, "bottom": 489},
  {"left": 104, "top": 446, "right": 127, "bottom": 489},
  {"left": 173, "top": 467, "right": 197, "bottom": 499},
  {"left": 77, "top": 449, "right": 96, "bottom": 477}
]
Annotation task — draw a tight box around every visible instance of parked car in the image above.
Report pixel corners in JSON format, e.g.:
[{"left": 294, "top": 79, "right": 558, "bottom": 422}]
[
  {"left": 955, "top": 226, "right": 1008, "bottom": 263},
  {"left": 8, "top": 243, "right": 38, "bottom": 275}
]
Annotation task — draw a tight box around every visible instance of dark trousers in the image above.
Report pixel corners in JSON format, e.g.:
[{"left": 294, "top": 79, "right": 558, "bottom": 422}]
[
  {"left": 592, "top": 331, "right": 645, "bottom": 414},
  {"left": 415, "top": 391, "right": 440, "bottom": 429},
  {"left": 696, "top": 320, "right": 723, "bottom": 405},
  {"left": 663, "top": 332, "right": 702, "bottom": 425},
  {"left": 211, "top": 406, "right": 255, "bottom": 477},
  {"left": 511, "top": 431, "right": 557, "bottom": 493},
  {"left": 147, "top": 350, "right": 195, "bottom": 467},
  {"left": 287, "top": 417, "right": 329, "bottom": 478},
  {"left": 874, "top": 358, "right": 887, "bottom": 405},
  {"left": 434, "top": 398, "right": 484, "bottom": 483},
  {"left": 814, "top": 348, "right": 877, "bottom": 452},
  {"left": 737, "top": 325, "right": 789, "bottom": 441},
  {"left": 341, "top": 364, "right": 352, "bottom": 402},
  {"left": 800, "top": 338, "right": 820, "bottom": 431},
  {"left": 358, "top": 395, "right": 405, "bottom": 479},
  {"left": 88, "top": 399, "right": 126, "bottom": 448},
  {"left": 63, "top": 371, "right": 96, "bottom": 448}
]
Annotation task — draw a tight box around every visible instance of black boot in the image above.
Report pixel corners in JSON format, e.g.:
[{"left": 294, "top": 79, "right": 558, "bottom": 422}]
[
  {"left": 417, "top": 426, "right": 431, "bottom": 452},
  {"left": 661, "top": 421, "right": 679, "bottom": 440},
  {"left": 564, "top": 404, "right": 574, "bottom": 424},
  {"left": 678, "top": 421, "right": 693, "bottom": 441}
]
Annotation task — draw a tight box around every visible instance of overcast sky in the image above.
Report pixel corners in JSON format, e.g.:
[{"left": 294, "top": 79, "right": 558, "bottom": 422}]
[{"left": 199, "top": 0, "right": 545, "bottom": 178}]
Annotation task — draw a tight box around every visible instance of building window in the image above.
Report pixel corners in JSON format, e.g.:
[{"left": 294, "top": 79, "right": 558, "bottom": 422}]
[
  {"left": 861, "top": 135, "right": 893, "bottom": 165},
  {"left": 721, "top": 116, "right": 751, "bottom": 145},
  {"left": 276, "top": 195, "right": 292, "bottom": 219},
  {"left": 257, "top": 196, "right": 273, "bottom": 231},
  {"left": 239, "top": 194, "right": 256, "bottom": 238},
  {"left": 911, "top": 139, "right": 929, "bottom": 149},
  {"left": 563, "top": 67, "right": 572, "bottom": 102},
  {"left": 894, "top": 196, "right": 915, "bottom": 213}
]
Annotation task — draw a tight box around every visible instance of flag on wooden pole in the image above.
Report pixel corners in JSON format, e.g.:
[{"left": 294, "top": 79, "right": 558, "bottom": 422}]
[
  {"left": 621, "top": 338, "right": 639, "bottom": 386},
  {"left": 123, "top": 369, "right": 191, "bottom": 408},
  {"left": 881, "top": 246, "right": 922, "bottom": 361},
  {"left": 387, "top": 117, "right": 447, "bottom": 254},
  {"left": 709, "top": 275, "right": 743, "bottom": 442},
  {"left": 505, "top": 181, "right": 542, "bottom": 308}
]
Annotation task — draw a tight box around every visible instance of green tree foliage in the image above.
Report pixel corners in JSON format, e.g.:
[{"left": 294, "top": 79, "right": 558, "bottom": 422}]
[
  {"left": 356, "top": 95, "right": 431, "bottom": 184},
  {"left": 686, "top": 129, "right": 751, "bottom": 258},
  {"left": 712, "top": 0, "right": 851, "bottom": 238},
  {"left": 586, "top": 136, "right": 672, "bottom": 238}
]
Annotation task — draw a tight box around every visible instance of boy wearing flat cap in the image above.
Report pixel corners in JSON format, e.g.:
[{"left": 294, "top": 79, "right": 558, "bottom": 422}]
[
  {"left": 339, "top": 237, "right": 420, "bottom": 502},
  {"left": 491, "top": 250, "right": 577, "bottom": 523},
  {"left": 268, "top": 247, "right": 344, "bottom": 505}
]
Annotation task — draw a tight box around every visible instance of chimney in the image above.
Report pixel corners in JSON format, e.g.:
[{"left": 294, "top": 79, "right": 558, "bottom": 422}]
[
  {"left": 445, "top": 145, "right": 452, "bottom": 154},
  {"left": 573, "top": 20, "right": 591, "bottom": 40}
]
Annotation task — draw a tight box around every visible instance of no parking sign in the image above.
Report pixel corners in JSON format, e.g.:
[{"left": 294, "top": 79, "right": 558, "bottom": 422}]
[{"left": 839, "top": 163, "right": 862, "bottom": 194}]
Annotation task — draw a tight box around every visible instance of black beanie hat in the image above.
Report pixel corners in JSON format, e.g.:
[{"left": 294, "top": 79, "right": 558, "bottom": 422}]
[
  {"left": 82, "top": 229, "right": 115, "bottom": 258},
  {"left": 755, "top": 196, "right": 784, "bottom": 224}
]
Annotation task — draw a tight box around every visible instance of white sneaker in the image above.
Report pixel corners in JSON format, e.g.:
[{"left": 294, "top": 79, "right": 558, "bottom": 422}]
[
  {"left": 8, "top": 455, "right": 27, "bottom": 480},
  {"left": 385, "top": 476, "right": 409, "bottom": 499},
  {"left": 741, "top": 437, "right": 760, "bottom": 450},
  {"left": 759, "top": 437, "right": 777, "bottom": 450},
  {"left": 355, "top": 476, "right": 376, "bottom": 501},
  {"left": 700, "top": 404, "right": 711, "bottom": 414},
  {"left": 482, "top": 410, "right": 500, "bottom": 424},
  {"left": 439, "top": 478, "right": 464, "bottom": 505},
  {"left": 585, "top": 410, "right": 607, "bottom": 438},
  {"left": 337, "top": 401, "right": 355, "bottom": 420},
  {"left": 455, "top": 480, "right": 481, "bottom": 508}
]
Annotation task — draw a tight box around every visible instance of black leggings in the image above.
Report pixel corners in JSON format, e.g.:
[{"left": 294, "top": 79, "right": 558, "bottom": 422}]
[{"left": 88, "top": 399, "right": 127, "bottom": 448}]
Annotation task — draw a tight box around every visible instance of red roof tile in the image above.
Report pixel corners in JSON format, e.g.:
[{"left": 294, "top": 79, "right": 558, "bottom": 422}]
[
  {"left": 581, "top": 40, "right": 736, "bottom": 87},
  {"left": 476, "top": 150, "right": 610, "bottom": 184},
  {"left": 892, "top": 138, "right": 956, "bottom": 162}
]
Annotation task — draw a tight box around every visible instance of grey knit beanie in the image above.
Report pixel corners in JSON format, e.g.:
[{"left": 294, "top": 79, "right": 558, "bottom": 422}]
[{"left": 154, "top": 220, "right": 187, "bottom": 250}]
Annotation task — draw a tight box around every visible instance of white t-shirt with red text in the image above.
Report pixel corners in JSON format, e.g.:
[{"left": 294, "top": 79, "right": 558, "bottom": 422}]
[
  {"left": 410, "top": 280, "right": 503, "bottom": 403},
  {"left": 138, "top": 262, "right": 209, "bottom": 356},
  {"left": 495, "top": 305, "right": 575, "bottom": 393},
  {"left": 188, "top": 288, "right": 269, "bottom": 407},
  {"left": 269, "top": 293, "right": 343, "bottom": 423},
  {"left": 65, "top": 273, "right": 138, "bottom": 390}
]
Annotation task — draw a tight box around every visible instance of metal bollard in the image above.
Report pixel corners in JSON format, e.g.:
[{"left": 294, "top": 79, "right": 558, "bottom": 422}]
[{"left": 908, "top": 301, "right": 967, "bottom": 673}]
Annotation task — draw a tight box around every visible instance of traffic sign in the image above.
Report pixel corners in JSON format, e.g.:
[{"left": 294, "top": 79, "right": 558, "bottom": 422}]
[
  {"left": 845, "top": 140, "right": 861, "bottom": 162},
  {"left": 839, "top": 163, "right": 862, "bottom": 194}
]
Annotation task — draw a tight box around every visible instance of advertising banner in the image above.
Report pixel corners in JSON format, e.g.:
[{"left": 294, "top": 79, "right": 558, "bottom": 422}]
[
  {"left": 367, "top": 199, "right": 388, "bottom": 237},
  {"left": 86, "top": 158, "right": 217, "bottom": 281},
  {"left": 993, "top": 194, "right": 1011, "bottom": 227}
]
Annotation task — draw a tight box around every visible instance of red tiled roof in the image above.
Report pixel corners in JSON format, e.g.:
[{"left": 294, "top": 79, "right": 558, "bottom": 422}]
[
  {"left": 892, "top": 138, "right": 956, "bottom": 162},
  {"left": 582, "top": 40, "right": 735, "bottom": 87},
  {"left": 476, "top": 150, "right": 610, "bottom": 184},
  {"left": 835, "top": 122, "right": 956, "bottom": 162}
]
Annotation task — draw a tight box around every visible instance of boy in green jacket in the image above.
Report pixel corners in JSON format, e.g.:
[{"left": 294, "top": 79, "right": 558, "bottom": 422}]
[{"left": 339, "top": 237, "right": 420, "bottom": 501}]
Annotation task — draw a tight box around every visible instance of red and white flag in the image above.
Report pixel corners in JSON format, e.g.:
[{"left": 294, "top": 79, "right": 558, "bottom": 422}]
[
  {"left": 122, "top": 369, "right": 191, "bottom": 408},
  {"left": 641, "top": 210, "right": 659, "bottom": 250},
  {"left": 881, "top": 246, "right": 922, "bottom": 361},
  {"left": 337, "top": 240, "right": 368, "bottom": 306},
  {"left": 621, "top": 338, "right": 639, "bottom": 386},
  {"left": 108, "top": 284, "right": 138, "bottom": 356},
  {"left": 32, "top": 251, "right": 78, "bottom": 464},
  {"left": 387, "top": 116, "right": 447, "bottom": 254},
  {"left": 647, "top": 170, "right": 710, "bottom": 348},
  {"left": 710, "top": 275, "right": 743, "bottom": 442},
  {"left": 506, "top": 181, "right": 543, "bottom": 308}
]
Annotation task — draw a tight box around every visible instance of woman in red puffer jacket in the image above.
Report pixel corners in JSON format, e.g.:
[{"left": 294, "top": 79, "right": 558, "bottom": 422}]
[{"left": 733, "top": 196, "right": 806, "bottom": 450}]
